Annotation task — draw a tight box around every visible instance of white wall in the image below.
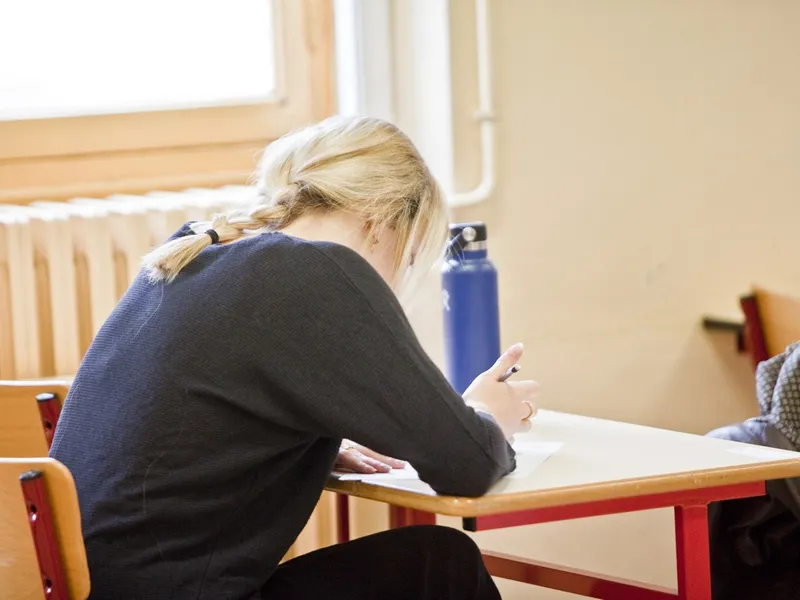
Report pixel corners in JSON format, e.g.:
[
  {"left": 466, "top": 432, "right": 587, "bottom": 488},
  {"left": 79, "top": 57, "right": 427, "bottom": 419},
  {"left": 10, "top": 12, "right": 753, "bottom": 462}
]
[{"left": 344, "top": 1, "right": 800, "bottom": 597}]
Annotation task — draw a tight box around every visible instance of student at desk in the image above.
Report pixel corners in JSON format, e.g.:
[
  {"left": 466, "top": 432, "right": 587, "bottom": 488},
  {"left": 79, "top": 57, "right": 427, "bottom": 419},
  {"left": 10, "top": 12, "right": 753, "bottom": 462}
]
[
  {"left": 708, "top": 342, "right": 800, "bottom": 600},
  {"left": 50, "top": 116, "right": 539, "bottom": 600}
]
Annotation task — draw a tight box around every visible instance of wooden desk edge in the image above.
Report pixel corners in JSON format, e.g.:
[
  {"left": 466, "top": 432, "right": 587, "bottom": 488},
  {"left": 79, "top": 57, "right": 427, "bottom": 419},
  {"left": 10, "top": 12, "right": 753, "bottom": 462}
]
[{"left": 325, "top": 459, "right": 800, "bottom": 517}]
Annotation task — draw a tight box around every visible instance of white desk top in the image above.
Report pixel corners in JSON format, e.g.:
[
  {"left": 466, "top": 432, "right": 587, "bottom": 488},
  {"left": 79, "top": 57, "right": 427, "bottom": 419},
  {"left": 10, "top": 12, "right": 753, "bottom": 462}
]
[{"left": 326, "top": 410, "right": 800, "bottom": 516}]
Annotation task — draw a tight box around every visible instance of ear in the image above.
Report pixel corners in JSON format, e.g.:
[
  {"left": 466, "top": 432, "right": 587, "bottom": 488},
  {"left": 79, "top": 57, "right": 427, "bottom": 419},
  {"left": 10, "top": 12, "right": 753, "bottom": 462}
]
[{"left": 362, "top": 221, "right": 381, "bottom": 249}]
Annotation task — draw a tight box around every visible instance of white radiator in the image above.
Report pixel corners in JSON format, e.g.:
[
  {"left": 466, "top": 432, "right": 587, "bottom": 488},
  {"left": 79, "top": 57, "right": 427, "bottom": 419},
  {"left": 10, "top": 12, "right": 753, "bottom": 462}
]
[{"left": 0, "top": 185, "right": 260, "bottom": 379}]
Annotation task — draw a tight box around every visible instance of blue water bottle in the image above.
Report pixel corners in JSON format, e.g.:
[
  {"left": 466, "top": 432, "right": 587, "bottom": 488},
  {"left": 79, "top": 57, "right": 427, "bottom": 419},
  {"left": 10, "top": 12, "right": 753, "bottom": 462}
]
[{"left": 441, "top": 222, "right": 501, "bottom": 394}]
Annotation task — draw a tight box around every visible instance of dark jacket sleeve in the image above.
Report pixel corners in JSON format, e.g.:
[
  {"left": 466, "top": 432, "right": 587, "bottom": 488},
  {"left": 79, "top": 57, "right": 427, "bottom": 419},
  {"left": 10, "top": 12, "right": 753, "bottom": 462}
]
[{"left": 253, "top": 242, "right": 515, "bottom": 497}]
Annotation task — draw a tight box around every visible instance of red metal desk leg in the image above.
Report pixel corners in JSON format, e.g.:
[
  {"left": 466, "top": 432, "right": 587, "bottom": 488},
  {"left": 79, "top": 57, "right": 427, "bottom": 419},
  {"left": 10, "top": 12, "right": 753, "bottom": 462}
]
[
  {"left": 389, "top": 506, "right": 436, "bottom": 528},
  {"left": 389, "top": 505, "right": 407, "bottom": 529},
  {"left": 482, "top": 551, "right": 676, "bottom": 600},
  {"left": 675, "top": 504, "right": 711, "bottom": 600},
  {"left": 336, "top": 493, "right": 350, "bottom": 543},
  {"left": 408, "top": 509, "right": 436, "bottom": 526}
]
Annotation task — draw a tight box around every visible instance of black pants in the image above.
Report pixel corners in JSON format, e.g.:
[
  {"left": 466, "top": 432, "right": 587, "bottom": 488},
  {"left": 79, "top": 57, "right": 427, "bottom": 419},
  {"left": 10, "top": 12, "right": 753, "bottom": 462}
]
[{"left": 262, "top": 525, "right": 501, "bottom": 599}]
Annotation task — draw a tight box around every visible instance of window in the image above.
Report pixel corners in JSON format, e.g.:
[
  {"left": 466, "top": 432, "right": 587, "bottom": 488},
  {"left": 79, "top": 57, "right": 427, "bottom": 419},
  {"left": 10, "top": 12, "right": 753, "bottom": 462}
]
[
  {"left": 0, "top": 0, "right": 334, "bottom": 202},
  {"left": 0, "top": 0, "right": 278, "bottom": 120}
]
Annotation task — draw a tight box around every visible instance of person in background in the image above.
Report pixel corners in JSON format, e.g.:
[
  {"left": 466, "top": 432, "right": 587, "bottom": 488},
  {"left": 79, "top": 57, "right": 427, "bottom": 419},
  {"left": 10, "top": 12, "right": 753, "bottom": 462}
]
[
  {"left": 51, "top": 116, "right": 540, "bottom": 600},
  {"left": 707, "top": 342, "right": 800, "bottom": 600}
]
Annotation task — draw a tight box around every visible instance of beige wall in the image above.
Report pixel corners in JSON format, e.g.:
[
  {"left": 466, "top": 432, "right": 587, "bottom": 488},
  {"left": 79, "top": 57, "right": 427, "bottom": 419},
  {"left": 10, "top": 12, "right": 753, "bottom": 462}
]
[{"left": 402, "top": 1, "right": 800, "bottom": 598}]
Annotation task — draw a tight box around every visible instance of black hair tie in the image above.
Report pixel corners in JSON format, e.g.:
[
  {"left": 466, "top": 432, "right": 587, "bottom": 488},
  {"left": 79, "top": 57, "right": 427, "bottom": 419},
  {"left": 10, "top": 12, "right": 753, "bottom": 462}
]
[{"left": 205, "top": 229, "right": 220, "bottom": 244}]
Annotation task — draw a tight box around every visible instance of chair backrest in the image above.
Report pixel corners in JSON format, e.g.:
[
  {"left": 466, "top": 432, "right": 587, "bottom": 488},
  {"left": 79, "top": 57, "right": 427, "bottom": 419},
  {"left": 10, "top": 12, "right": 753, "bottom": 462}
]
[
  {"left": 0, "top": 457, "right": 89, "bottom": 599},
  {"left": 742, "top": 287, "right": 800, "bottom": 368},
  {"left": 754, "top": 287, "right": 800, "bottom": 357},
  {"left": 0, "top": 381, "right": 71, "bottom": 457}
]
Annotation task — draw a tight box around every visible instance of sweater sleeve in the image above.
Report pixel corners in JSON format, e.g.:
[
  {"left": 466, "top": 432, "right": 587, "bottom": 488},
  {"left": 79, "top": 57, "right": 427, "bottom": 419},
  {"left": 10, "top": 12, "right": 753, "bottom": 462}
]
[{"left": 256, "top": 242, "right": 515, "bottom": 497}]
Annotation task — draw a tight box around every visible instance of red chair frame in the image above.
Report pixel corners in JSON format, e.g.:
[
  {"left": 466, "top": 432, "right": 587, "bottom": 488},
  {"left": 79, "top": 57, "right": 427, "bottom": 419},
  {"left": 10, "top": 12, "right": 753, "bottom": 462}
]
[
  {"left": 19, "top": 469, "right": 69, "bottom": 600},
  {"left": 35, "top": 393, "right": 64, "bottom": 450},
  {"left": 739, "top": 294, "right": 769, "bottom": 369}
]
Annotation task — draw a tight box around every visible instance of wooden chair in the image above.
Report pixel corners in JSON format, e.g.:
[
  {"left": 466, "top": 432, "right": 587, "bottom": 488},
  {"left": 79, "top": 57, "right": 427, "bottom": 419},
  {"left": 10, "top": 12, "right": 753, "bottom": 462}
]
[
  {"left": 741, "top": 286, "right": 800, "bottom": 368},
  {"left": 0, "top": 457, "right": 90, "bottom": 599},
  {"left": 0, "top": 380, "right": 71, "bottom": 456}
]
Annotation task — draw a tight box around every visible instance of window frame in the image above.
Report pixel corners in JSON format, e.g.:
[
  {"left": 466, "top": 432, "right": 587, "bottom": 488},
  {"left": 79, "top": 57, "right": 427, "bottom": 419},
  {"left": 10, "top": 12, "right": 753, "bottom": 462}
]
[{"left": 0, "top": 0, "right": 335, "bottom": 203}]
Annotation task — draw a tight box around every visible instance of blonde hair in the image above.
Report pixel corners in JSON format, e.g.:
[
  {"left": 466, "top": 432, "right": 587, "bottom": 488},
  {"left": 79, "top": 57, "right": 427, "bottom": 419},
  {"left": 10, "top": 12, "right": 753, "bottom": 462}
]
[{"left": 142, "top": 116, "right": 449, "bottom": 296}]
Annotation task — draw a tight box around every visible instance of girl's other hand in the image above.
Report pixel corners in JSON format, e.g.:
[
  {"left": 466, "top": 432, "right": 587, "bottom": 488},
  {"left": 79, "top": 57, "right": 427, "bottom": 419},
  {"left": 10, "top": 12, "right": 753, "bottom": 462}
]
[{"left": 335, "top": 440, "right": 406, "bottom": 474}]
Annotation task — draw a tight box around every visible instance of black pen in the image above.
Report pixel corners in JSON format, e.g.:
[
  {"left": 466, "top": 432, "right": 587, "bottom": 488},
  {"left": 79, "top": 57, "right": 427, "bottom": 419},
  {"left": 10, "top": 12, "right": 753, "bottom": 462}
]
[{"left": 498, "top": 364, "right": 520, "bottom": 383}]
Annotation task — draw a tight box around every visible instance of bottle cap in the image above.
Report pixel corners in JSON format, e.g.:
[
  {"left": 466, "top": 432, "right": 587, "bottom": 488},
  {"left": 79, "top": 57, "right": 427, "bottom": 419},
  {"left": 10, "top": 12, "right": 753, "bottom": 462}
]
[
  {"left": 446, "top": 222, "right": 488, "bottom": 257},
  {"left": 449, "top": 222, "right": 487, "bottom": 243}
]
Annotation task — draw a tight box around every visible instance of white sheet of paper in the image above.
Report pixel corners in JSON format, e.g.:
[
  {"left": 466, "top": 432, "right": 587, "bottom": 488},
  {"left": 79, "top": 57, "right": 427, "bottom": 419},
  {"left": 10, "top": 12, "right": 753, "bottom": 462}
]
[
  {"left": 331, "top": 465, "right": 419, "bottom": 481},
  {"left": 505, "top": 441, "right": 563, "bottom": 479},
  {"left": 330, "top": 441, "right": 562, "bottom": 483}
]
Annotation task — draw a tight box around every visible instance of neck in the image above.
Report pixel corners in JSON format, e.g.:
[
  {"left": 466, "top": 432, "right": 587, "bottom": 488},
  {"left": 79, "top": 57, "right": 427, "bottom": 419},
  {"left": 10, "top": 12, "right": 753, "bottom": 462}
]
[{"left": 279, "top": 211, "right": 367, "bottom": 253}]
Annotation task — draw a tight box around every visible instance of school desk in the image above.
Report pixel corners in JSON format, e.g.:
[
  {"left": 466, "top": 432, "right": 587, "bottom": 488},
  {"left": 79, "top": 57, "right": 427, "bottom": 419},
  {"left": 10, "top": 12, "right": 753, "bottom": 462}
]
[{"left": 326, "top": 409, "right": 800, "bottom": 600}]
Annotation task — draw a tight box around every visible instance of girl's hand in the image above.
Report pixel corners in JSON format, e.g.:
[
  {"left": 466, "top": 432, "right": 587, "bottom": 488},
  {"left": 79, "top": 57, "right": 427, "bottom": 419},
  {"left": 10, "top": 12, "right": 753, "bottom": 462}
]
[
  {"left": 463, "top": 343, "right": 540, "bottom": 441},
  {"left": 335, "top": 440, "right": 406, "bottom": 474}
]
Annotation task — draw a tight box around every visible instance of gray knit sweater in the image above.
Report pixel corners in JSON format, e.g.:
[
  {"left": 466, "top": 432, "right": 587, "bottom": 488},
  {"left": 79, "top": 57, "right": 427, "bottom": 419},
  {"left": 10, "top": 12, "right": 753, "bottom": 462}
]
[{"left": 50, "top": 224, "right": 515, "bottom": 600}]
